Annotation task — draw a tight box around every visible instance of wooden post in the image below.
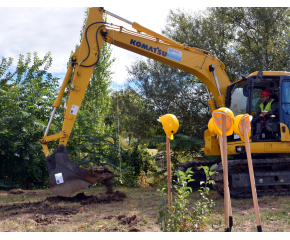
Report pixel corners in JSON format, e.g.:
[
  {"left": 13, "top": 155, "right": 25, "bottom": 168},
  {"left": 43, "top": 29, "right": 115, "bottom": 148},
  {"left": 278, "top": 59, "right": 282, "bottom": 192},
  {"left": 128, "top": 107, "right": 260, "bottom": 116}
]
[
  {"left": 166, "top": 136, "right": 172, "bottom": 207},
  {"left": 242, "top": 118, "right": 262, "bottom": 232}
]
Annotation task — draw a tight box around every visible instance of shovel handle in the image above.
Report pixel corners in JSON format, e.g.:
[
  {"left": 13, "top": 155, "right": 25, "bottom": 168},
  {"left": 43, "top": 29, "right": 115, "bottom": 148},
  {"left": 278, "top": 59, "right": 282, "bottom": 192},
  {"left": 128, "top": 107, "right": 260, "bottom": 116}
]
[
  {"left": 221, "top": 115, "right": 231, "bottom": 230},
  {"left": 166, "top": 136, "right": 172, "bottom": 207},
  {"left": 242, "top": 119, "right": 262, "bottom": 229}
]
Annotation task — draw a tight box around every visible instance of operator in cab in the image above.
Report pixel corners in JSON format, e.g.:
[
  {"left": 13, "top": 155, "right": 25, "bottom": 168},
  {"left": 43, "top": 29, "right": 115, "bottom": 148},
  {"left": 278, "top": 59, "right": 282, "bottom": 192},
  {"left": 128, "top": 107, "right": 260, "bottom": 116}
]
[{"left": 252, "top": 90, "right": 279, "bottom": 140}]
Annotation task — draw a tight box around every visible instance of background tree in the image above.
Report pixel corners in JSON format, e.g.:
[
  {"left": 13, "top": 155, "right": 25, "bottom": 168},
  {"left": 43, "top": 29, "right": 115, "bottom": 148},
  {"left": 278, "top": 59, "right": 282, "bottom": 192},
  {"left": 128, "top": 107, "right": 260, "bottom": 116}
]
[
  {"left": 229, "top": 7, "right": 290, "bottom": 74},
  {"left": 162, "top": 7, "right": 290, "bottom": 80},
  {"left": 127, "top": 59, "right": 210, "bottom": 138},
  {"left": 0, "top": 52, "right": 60, "bottom": 190},
  {"left": 162, "top": 8, "right": 238, "bottom": 81},
  {"left": 0, "top": 57, "right": 14, "bottom": 90},
  {"left": 108, "top": 88, "right": 160, "bottom": 144}
]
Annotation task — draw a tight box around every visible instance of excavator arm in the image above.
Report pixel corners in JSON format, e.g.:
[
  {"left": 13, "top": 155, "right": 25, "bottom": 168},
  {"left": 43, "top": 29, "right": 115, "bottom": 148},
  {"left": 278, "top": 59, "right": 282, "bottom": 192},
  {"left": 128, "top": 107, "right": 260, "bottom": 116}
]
[
  {"left": 40, "top": 7, "right": 231, "bottom": 196},
  {"left": 102, "top": 11, "right": 230, "bottom": 104}
]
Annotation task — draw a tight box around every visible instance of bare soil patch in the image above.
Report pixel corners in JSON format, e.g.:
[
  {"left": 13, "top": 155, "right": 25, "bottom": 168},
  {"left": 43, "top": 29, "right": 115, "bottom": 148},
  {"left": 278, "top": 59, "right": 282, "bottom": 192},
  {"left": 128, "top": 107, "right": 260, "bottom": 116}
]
[
  {"left": 103, "top": 214, "right": 139, "bottom": 231},
  {"left": 0, "top": 187, "right": 143, "bottom": 232},
  {"left": 1, "top": 187, "right": 290, "bottom": 232}
]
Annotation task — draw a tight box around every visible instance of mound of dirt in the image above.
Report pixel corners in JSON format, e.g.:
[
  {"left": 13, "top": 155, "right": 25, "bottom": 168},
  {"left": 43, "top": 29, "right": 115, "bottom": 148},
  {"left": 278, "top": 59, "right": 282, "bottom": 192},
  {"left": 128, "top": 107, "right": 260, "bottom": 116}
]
[
  {"left": 119, "top": 214, "right": 138, "bottom": 226},
  {"left": 9, "top": 189, "right": 24, "bottom": 194},
  {"left": 8, "top": 189, "right": 38, "bottom": 196},
  {"left": 45, "top": 191, "right": 126, "bottom": 205},
  {"left": 116, "top": 214, "right": 127, "bottom": 220},
  {"left": 81, "top": 191, "right": 126, "bottom": 205},
  {"left": 102, "top": 214, "right": 140, "bottom": 231},
  {"left": 33, "top": 214, "right": 70, "bottom": 226},
  {"left": 129, "top": 227, "right": 140, "bottom": 232},
  {"left": 46, "top": 192, "right": 92, "bottom": 204},
  {"left": 0, "top": 200, "right": 78, "bottom": 219},
  {"left": 113, "top": 214, "right": 138, "bottom": 226}
]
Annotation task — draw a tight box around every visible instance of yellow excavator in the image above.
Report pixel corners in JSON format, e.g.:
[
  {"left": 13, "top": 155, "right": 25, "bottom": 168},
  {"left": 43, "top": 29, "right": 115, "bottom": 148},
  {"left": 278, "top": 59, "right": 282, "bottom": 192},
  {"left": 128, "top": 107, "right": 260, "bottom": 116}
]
[{"left": 41, "top": 7, "right": 290, "bottom": 197}]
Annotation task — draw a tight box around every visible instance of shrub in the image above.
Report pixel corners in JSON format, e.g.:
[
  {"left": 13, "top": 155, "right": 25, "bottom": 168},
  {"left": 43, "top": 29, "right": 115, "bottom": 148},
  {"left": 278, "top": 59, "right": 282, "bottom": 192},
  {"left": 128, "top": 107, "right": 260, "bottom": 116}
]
[
  {"left": 121, "top": 144, "right": 158, "bottom": 186},
  {"left": 157, "top": 166, "right": 215, "bottom": 232}
]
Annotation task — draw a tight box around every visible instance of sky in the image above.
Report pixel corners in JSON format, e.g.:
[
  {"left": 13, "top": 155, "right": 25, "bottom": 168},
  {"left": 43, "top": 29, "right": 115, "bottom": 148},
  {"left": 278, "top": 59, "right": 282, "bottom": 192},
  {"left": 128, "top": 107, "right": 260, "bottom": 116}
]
[
  {"left": 0, "top": 1, "right": 283, "bottom": 89},
  {"left": 0, "top": 1, "right": 207, "bottom": 89}
]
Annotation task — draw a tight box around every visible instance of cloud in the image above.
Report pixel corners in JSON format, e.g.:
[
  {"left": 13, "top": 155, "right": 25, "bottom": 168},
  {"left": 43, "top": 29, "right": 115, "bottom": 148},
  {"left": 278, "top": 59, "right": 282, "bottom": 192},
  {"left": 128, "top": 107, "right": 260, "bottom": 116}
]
[
  {"left": 0, "top": 5, "right": 208, "bottom": 86},
  {"left": 0, "top": 7, "right": 86, "bottom": 76},
  {"left": 0, "top": 7, "right": 151, "bottom": 85}
]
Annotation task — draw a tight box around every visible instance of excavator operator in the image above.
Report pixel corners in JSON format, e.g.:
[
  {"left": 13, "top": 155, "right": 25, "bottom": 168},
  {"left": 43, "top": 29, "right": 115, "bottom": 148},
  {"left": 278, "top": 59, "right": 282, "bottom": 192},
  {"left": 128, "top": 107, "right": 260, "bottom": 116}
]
[{"left": 252, "top": 90, "right": 279, "bottom": 140}]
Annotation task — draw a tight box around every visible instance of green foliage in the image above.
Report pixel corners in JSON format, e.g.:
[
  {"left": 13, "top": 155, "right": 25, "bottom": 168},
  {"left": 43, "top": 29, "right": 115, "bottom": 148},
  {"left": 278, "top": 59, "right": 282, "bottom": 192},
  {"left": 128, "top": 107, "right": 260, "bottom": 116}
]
[
  {"left": 107, "top": 89, "right": 160, "bottom": 143},
  {"left": 145, "top": 134, "right": 205, "bottom": 173},
  {"left": 121, "top": 143, "right": 158, "bottom": 186},
  {"left": 156, "top": 167, "right": 215, "bottom": 232},
  {"left": 0, "top": 56, "right": 14, "bottom": 89},
  {"left": 127, "top": 59, "right": 210, "bottom": 137},
  {"left": 229, "top": 7, "right": 290, "bottom": 73},
  {"left": 162, "top": 8, "right": 238, "bottom": 81},
  {"left": 67, "top": 132, "right": 120, "bottom": 169},
  {"left": 0, "top": 52, "right": 59, "bottom": 190},
  {"left": 170, "top": 134, "right": 205, "bottom": 169},
  {"left": 162, "top": 7, "right": 290, "bottom": 81}
]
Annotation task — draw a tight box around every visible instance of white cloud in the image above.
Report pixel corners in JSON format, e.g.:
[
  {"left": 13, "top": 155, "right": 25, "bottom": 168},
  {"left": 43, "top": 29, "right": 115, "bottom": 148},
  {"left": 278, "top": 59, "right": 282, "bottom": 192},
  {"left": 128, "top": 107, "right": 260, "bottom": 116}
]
[
  {"left": 0, "top": 5, "right": 208, "bottom": 86},
  {"left": 0, "top": 7, "right": 86, "bottom": 77}
]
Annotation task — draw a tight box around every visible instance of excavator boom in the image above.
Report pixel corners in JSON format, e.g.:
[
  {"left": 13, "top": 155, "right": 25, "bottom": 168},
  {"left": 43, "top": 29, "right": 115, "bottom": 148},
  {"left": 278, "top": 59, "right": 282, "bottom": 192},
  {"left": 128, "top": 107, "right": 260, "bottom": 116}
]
[{"left": 40, "top": 7, "right": 231, "bottom": 196}]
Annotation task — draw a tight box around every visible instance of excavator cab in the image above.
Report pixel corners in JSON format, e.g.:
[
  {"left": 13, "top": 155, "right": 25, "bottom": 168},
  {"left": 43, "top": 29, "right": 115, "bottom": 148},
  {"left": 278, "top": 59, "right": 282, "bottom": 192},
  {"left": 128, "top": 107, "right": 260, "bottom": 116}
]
[
  {"left": 227, "top": 71, "right": 290, "bottom": 145},
  {"left": 207, "top": 71, "right": 290, "bottom": 197}
]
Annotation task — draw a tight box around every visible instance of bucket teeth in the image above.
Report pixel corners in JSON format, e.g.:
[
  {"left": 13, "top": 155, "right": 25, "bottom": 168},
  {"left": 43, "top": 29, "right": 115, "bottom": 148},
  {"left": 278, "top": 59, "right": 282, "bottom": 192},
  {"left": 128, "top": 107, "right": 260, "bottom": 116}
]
[{"left": 46, "top": 144, "right": 114, "bottom": 197}]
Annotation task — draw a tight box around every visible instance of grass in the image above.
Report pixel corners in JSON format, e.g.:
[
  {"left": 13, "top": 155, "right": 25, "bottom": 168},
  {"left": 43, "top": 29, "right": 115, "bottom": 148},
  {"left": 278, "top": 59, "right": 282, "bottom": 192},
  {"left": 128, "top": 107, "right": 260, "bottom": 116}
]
[{"left": 1, "top": 186, "right": 290, "bottom": 232}]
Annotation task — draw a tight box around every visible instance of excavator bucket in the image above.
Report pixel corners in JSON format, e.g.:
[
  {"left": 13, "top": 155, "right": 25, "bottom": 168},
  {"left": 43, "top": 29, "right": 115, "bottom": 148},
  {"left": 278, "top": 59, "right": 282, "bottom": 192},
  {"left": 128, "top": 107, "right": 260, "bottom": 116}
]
[{"left": 45, "top": 144, "right": 115, "bottom": 197}]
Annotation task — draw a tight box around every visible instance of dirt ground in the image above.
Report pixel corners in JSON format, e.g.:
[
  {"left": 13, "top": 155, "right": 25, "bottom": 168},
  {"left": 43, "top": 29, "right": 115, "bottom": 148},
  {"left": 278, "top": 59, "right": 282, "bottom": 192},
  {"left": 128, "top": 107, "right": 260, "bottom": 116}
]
[
  {"left": 0, "top": 187, "right": 159, "bottom": 232},
  {"left": 1, "top": 186, "right": 290, "bottom": 232}
]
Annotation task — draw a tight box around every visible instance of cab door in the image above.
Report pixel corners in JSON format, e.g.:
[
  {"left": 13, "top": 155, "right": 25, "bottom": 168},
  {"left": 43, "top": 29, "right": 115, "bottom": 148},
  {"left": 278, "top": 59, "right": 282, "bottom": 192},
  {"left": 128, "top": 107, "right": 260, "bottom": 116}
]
[{"left": 279, "top": 76, "right": 290, "bottom": 141}]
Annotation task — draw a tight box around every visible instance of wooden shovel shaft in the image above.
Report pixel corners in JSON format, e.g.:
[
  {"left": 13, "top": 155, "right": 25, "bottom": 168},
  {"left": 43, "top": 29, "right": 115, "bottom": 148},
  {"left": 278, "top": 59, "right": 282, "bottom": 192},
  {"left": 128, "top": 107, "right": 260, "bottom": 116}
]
[
  {"left": 166, "top": 136, "right": 172, "bottom": 207},
  {"left": 218, "top": 133, "right": 233, "bottom": 220},
  {"left": 242, "top": 119, "right": 261, "bottom": 226},
  {"left": 221, "top": 115, "right": 230, "bottom": 228}
]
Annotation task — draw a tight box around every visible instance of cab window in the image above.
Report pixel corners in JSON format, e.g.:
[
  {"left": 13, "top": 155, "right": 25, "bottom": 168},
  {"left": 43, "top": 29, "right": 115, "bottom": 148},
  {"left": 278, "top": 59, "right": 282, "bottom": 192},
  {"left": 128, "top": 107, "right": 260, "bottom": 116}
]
[
  {"left": 282, "top": 81, "right": 290, "bottom": 115},
  {"left": 230, "top": 82, "right": 247, "bottom": 116}
]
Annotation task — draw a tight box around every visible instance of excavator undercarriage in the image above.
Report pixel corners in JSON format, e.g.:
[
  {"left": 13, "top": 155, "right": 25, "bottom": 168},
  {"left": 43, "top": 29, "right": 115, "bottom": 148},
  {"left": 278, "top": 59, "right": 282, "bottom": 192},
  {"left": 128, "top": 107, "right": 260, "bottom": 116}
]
[
  {"left": 212, "top": 158, "right": 290, "bottom": 198},
  {"left": 177, "top": 157, "right": 290, "bottom": 198}
]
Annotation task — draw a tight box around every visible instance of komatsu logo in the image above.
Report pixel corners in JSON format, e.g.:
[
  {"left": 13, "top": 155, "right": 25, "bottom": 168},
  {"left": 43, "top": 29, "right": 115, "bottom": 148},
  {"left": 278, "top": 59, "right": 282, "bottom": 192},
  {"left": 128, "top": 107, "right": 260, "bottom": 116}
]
[{"left": 130, "top": 39, "right": 167, "bottom": 57}]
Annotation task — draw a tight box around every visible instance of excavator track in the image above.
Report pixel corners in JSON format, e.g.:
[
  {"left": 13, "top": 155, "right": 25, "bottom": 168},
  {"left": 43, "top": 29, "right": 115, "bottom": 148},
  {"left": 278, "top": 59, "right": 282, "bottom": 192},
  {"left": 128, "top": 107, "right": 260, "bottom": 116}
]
[{"left": 211, "top": 158, "right": 290, "bottom": 198}]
